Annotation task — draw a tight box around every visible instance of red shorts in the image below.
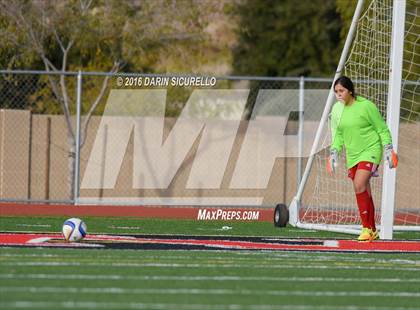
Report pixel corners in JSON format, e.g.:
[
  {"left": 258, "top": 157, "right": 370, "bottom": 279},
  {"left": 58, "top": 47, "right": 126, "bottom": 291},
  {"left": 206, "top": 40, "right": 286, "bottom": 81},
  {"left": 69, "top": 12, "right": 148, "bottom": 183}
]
[{"left": 347, "top": 161, "right": 379, "bottom": 180}]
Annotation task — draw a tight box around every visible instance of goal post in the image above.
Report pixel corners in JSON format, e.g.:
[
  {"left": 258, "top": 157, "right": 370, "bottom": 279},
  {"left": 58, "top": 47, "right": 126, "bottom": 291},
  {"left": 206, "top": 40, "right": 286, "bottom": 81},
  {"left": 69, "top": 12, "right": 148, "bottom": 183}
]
[
  {"left": 380, "top": 0, "right": 406, "bottom": 240},
  {"left": 289, "top": 0, "right": 420, "bottom": 238}
]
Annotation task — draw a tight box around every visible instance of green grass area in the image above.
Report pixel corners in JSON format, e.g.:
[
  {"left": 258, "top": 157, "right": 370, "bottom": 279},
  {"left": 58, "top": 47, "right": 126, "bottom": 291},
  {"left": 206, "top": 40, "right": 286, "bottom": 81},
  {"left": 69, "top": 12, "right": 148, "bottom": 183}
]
[
  {"left": 1, "top": 215, "right": 420, "bottom": 239},
  {"left": 1, "top": 216, "right": 420, "bottom": 309}
]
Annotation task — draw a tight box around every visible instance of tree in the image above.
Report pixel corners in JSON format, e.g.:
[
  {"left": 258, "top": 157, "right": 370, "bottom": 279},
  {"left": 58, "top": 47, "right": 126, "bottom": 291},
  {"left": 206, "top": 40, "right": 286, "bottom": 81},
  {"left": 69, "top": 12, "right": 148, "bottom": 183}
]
[
  {"left": 0, "top": 0, "right": 231, "bottom": 200},
  {"left": 0, "top": 0, "right": 125, "bottom": 200},
  {"left": 232, "top": 0, "right": 344, "bottom": 77}
]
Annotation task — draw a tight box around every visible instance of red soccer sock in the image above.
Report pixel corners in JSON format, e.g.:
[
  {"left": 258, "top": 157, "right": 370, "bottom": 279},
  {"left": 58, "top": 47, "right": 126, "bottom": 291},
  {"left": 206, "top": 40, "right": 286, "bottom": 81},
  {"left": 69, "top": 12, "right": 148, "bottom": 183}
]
[
  {"left": 356, "top": 190, "right": 370, "bottom": 228},
  {"left": 368, "top": 195, "right": 376, "bottom": 231}
]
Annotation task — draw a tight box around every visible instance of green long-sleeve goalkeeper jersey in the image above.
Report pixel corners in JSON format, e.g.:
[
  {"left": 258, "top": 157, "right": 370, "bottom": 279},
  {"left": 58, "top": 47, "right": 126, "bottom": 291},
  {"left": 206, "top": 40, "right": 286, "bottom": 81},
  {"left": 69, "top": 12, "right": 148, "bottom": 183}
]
[{"left": 330, "top": 96, "right": 392, "bottom": 169}]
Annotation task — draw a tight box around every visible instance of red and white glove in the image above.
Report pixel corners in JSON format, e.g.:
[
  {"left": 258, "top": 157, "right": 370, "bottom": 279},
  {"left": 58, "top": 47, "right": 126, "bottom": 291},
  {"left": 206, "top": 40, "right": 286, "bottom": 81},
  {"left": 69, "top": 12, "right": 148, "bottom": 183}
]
[
  {"left": 327, "top": 149, "right": 338, "bottom": 176},
  {"left": 385, "top": 144, "right": 398, "bottom": 169}
]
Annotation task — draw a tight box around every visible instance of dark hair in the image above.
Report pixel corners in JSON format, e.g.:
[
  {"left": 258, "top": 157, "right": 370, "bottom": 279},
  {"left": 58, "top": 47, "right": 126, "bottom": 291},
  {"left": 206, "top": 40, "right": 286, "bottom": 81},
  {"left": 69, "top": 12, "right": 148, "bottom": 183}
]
[{"left": 334, "top": 76, "right": 356, "bottom": 97}]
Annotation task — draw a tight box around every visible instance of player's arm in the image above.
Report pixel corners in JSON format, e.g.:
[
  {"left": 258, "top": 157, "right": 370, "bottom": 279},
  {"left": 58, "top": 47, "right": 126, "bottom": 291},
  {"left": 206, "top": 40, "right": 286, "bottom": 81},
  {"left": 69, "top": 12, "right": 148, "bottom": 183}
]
[
  {"left": 366, "top": 101, "right": 398, "bottom": 168},
  {"left": 327, "top": 104, "right": 344, "bottom": 175},
  {"left": 327, "top": 148, "right": 339, "bottom": 176}
]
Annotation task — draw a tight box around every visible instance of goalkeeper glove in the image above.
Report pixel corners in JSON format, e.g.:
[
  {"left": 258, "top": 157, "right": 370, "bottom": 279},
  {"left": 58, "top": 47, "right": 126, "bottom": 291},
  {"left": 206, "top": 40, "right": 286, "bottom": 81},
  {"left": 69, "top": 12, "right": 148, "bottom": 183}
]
[
  {"left": 327, "top": 149, "right": 338, "bottom": 176},
  {"left": 385, "top": 144, "right": 398, "bottom": 169}
]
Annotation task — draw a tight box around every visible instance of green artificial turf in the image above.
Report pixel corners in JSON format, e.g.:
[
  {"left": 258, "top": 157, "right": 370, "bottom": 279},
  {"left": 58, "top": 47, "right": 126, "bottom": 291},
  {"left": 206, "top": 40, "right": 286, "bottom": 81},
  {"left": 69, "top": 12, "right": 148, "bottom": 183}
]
[
  {"left": 0, "top": 248, "right": 419, "bottom": 309},
  {"left": 1, "top": 216, "right": 419, "bottom": 309},
  {"left": 1, "top": 216, "right": 420, "bottom": 239}
]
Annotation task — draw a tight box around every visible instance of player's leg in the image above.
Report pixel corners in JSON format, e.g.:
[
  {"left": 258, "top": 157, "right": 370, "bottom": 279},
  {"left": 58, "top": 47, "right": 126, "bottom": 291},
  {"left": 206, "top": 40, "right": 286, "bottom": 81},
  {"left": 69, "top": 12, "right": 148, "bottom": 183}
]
[
  {"left": 353, "top": 168, "right": 371, "bottom": 220},
  {"left": 353, "top": 168, "right": 373, "bottom": 241},
  {"left": 366, "top": 182, "right": 379, "bottom": 240},
  {"left": 366, "top": 162, "right": 379, "bottom": 238}
]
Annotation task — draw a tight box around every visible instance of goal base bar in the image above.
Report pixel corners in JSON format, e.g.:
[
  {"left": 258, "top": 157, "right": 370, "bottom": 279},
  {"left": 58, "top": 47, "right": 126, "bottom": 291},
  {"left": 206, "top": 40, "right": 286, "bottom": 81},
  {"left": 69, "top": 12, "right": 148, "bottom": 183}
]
[{"left": 295, "top": 222, "right": 420, "bottom": 235}]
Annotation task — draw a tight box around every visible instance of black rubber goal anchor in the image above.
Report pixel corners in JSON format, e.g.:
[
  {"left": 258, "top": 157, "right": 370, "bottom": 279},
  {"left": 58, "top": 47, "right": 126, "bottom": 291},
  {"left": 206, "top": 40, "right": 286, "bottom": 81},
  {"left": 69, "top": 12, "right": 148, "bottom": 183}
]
[{"left": 273, "top": 203, "right": 289, "bottom": 227}]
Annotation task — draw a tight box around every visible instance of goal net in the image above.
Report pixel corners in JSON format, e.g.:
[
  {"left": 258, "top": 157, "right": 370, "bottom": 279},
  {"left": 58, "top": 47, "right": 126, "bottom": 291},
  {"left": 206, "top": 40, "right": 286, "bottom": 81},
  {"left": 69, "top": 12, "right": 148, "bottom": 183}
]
[{"left": 291, "top": 0, "right": 420, "bottom": 235}]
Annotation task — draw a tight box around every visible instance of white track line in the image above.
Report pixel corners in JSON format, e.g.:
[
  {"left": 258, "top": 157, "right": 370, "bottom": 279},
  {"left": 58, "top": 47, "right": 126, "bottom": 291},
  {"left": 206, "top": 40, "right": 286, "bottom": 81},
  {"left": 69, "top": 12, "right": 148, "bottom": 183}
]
[
  {"left": 1, "top": 301, "right": 418, "bottom": 310},
  {"left": 2, "top": 253, "right": 419, "bottom": 265},
  {"left": 1, "top": 286, "right": 420, "bottom": 298},
  {"left": 2, "top": 261, "right": 419, "bottom": 271},
  {"left": 1, "top": 273, "right": 420, "bottom": 283}
]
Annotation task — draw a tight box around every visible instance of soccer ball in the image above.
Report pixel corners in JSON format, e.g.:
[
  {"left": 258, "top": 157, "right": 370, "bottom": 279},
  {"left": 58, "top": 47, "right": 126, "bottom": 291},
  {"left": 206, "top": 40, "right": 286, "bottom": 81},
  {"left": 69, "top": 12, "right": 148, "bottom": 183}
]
[{"left": 62, "top": 218, "right": 87, "bottom": 242}]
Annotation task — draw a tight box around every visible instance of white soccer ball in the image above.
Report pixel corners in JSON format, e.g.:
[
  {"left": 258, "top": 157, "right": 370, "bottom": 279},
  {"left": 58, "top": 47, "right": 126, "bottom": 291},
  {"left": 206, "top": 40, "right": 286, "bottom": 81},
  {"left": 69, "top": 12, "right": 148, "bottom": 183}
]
[{"left": 62, "top": 218, "right": 87, "bottom": 242}]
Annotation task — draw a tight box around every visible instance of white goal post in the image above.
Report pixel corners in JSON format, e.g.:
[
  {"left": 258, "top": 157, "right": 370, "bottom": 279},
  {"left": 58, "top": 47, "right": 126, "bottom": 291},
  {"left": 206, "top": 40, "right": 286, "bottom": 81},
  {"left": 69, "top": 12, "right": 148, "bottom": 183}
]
[{"left": 289, "top": 0, "right": 420, "bottom": 239}]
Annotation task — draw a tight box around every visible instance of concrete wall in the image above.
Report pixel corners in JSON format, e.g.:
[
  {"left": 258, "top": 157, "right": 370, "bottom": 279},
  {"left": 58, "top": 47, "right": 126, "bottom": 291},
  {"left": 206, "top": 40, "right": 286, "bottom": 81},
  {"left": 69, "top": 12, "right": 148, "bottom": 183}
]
[{"left": 0, "top": 110, "right": 31, "bottom": 199}]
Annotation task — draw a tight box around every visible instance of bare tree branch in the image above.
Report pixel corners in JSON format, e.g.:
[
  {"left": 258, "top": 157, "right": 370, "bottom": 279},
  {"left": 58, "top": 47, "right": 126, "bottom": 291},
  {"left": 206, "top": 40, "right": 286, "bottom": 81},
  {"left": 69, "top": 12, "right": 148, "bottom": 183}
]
[
  {"left": 80, "top": 61, "right": 120, "bottom": 148},
  {"left": 59, "top": 39, "right": 76, "bottom": 141},
  {"left": 80, "top": 0, "right": 93, "bottom": 12},
  {"left": 53, "top": 28, "right": 66, "bottom": 53},
  {"left": 41, "top": 54, "right": 59, "bottom": 72},
  {"left": 41, "top": 62, "right": 76, "bottom": 142},
  {"left": 45, "top": 73, "right": 62, "bottom": 104}
]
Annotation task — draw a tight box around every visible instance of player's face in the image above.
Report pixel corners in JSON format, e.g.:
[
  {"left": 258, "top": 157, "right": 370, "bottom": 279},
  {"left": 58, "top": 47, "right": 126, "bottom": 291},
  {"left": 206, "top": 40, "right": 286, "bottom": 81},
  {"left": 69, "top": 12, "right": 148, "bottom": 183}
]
[{"left": 334, "top": 84, "right": 353, "bottom": 104}]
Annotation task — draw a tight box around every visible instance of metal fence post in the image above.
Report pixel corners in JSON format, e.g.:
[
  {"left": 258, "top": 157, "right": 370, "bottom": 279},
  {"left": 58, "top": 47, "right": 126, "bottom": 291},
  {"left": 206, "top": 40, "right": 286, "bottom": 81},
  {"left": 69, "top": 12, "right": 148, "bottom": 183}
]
[
  {"left": 297, "top": 76, "right": 305, "bottom": 191},
  {"left": 74, "top": 70, "right": 82, "bottom": 204}
]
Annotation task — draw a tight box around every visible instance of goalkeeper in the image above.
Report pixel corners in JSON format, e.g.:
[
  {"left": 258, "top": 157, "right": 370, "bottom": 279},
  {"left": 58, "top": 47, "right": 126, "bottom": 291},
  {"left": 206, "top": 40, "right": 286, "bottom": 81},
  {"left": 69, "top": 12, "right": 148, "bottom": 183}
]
[{"left": 327, "top": 76, "right": 398, "bottom": 242}]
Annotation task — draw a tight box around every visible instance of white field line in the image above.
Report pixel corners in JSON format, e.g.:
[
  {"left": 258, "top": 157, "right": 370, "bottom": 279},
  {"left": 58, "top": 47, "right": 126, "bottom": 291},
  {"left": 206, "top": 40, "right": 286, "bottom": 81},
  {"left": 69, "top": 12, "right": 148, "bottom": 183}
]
[
  {"left": 1, "top": 273, "right": 420, "bottom": 283},
  {"left": 26, "top": 237, "right": 52, "bottom": 243},
  {"left": 15, "top": 224, "right": 51, "bottom": 227},
  {"left": 1, "top": 286, "right": 420, "bottom": 298},
  {"left": 2, "top": 261, "right": 419, "bottom": 271},
  {"left": 108, "top": 226, "right": 143, "bottom": 229},
  {"left": 1, "top": 253, "right": 60, "bottom": 258},
  {"left": 1, "top": 301, "right": 418, "bottom": 310},
  {"left": 2, "top": 253, "right": 420, "bottom": 265},
  {"left": 226, "top": 253, "right": 420, "bottom": 265}
]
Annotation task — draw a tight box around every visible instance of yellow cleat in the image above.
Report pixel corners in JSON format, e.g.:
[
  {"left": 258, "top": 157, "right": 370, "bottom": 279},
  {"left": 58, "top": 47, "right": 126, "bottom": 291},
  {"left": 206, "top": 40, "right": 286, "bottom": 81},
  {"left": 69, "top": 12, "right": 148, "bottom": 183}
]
[
  {"left": 357, "top": 228, "right": 372, "bottom": 242},
  {"left": 370, "top": 229, "right": 379, "bottom": 241}
]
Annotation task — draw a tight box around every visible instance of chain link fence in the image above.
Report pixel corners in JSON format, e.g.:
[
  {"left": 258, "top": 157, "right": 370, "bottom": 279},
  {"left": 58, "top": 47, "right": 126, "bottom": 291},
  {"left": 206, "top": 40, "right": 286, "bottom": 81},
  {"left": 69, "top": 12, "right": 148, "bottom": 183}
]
[
  {"left": 0, "top": 70, "right": 330, "bottom": 206},
  {"left": 0, "top": 71, "right": 77, "bottom": 203}
]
